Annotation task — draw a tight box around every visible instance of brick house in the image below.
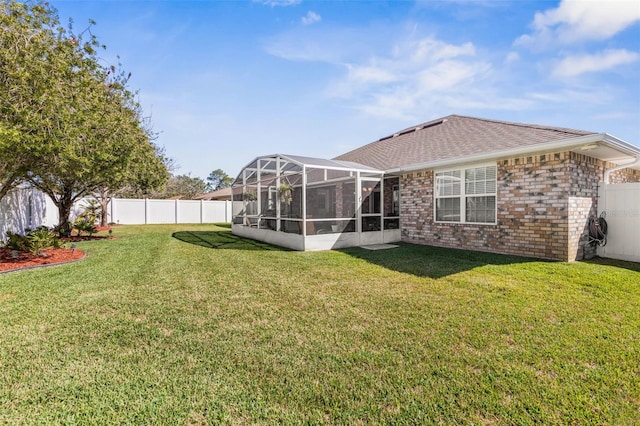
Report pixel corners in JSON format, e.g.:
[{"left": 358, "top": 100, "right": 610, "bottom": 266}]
[
  {"left": 334, "top": 115, "right": 640, "bottom": 261},
  {"left": 232, "top": 115, "right": 639, "bottom": 260}
]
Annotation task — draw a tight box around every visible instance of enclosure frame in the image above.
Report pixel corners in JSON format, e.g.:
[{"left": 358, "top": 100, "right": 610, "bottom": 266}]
[{"left": 231, "top": 154, "right": 400, "bottom": 250}]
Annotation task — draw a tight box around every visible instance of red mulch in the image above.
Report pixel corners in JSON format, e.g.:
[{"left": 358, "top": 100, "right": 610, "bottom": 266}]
[
  {"left": 0, "top": 226, "right": 115, "bottom": 273},
  {"left": 0, "top": 247, "right": 85, "bottom": 273}
]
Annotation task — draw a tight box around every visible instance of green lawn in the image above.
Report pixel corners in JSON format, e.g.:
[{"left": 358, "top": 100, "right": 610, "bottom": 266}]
[{"left": 1, "top": 224, "right": 638, "bottom": 425}]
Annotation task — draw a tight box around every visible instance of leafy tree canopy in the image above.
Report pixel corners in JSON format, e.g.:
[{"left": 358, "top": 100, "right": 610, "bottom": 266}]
[
  {"left": 0, "top": 0, "right": 168, "bottom": 234},
  {"left": 206, "top": 168, "right": 233, "bottom": 192},
  {"left": 154, "top": 174, "right": 207, "bottom": 200}
]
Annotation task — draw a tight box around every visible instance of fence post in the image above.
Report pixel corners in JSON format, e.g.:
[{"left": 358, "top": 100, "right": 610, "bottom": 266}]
[
  {"left": 175, "top": 199, "right": 179, "bottom": 224},
  {"left": 110, "top": 198, "right": 116, "bottom": 225},
  {"left": 145, "top": 198, "right": 149, "bottom": 224}
]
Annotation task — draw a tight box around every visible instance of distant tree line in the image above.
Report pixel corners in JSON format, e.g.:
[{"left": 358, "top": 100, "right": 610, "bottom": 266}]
[{"left": 120, "top": 169, "right": 234, "bottom": 200}]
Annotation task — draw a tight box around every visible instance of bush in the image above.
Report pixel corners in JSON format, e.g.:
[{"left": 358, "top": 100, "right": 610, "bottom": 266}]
[
  {"left": 74, "top": 219, "right": 97, "bottom": 236},
  {"left": 5, "top": 227, "right": 62, "bottom": 256},
  {"left": 77, "top": 199, "right": 103, "bottom": 225},
  {"left": 5, "top": 231, "right": 29, "bottom": 252}
]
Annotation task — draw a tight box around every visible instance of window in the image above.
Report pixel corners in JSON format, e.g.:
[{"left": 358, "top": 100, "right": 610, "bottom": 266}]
[{"left": 435, "top": 165, "right": 496, "bottom": 224}]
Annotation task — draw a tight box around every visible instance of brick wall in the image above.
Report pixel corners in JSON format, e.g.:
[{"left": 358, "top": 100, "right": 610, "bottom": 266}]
[
  {"left": 399, "top": 151, "right": 621, "bottom": 261},
  {"left": 609, "top": 167, "right": 640, "bottom": 184},
  {"left": 567, "top": 153, "right": 605, "bottom": 259}
]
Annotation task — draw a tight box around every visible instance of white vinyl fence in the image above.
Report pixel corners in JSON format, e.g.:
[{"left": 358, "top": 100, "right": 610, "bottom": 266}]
[
  {"left": 597, "top": 183, "right": 640, "bottom": 263},
  {"left": 0, "top": 188, "right": 59, "bottom": 240},
  {"left": 0, "top": 189, "right": 232, "bottom": 241},
  {"left": 109, "top": 198, "right": 233, "bottom": 225}
]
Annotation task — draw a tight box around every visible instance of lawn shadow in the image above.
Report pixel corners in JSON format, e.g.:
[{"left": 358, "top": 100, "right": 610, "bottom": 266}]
[
  {"left": 172, "top": 230, "right": 287, "bottom": 251},
  {"left": 583, "top": 256, "right": 640, "bottom": 273},
  {"left": 340, "top": 243, "right": 540, "bottom": 279}
]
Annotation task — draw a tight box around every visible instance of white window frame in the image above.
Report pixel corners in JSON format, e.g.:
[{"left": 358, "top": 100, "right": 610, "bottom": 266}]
[{"left": 434, "top": 163, "right": 497, "bottom": 225}]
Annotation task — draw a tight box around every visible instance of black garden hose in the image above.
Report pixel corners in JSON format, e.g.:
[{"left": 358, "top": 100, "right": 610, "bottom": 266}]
[{"left": 588, "top": 211, "right": 608, "bottom": 247}]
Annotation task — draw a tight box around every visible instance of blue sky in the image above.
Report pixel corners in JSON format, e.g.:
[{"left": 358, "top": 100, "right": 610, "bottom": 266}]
[{"left": 52, "top": 0, "right": 640, "bottom": 180}]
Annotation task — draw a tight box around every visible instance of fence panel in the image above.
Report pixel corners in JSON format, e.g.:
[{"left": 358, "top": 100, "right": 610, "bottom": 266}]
[
  {"left": 112, "top": 199, "right": 146, "bottom": 225},
  {"left": 598, "top": 183, "right": 640, "bottom": 263},
  {"left": 203, "top": 201, "right": 229, "bottom": 223},
  {"left": 110, "top": 198, "right": 231, "bottom": 225},
  {"left": 0, "top": 188, "right": 58, "bottom": 241},
  {"left": 178, "top": 200, "right": 202, "bottom": 223},
  {"left": 147, "top": 200, "right": 176, "bottom": 224}
]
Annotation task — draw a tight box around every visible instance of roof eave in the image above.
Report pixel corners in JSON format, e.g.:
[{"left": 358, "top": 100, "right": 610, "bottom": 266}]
[
  {"left": 601, "top": 133, "right": 640, "bottom": 154},
  {"left": 385, "top": 133, "right": 640, "bottom": 175}
]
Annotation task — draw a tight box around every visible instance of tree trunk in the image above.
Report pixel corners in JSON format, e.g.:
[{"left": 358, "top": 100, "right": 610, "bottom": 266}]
[
  {"left": 100, "top": 199, "right": 109, "bottom": 227},
  {"left": 56, "top": 198, "right": 74, "bottom": 237},
  {"left": 95, "top": 187, "right": 111, "bottom": 227}
]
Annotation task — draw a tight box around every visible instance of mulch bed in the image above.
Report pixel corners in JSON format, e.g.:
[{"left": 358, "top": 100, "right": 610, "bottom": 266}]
[
  {"left": 0, "top": 226, "right": 115, "bottom": 273},
  {"left": 0, "top": 247, "right": 85, "bottom": 273}
]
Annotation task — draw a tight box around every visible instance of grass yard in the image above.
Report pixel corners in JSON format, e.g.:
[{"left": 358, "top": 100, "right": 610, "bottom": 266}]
[{"left": 1, "top": 224, "right": 639, "bottom": 425}]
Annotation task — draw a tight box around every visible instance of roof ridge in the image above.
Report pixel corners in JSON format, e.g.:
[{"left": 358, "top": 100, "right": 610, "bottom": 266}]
[
  {"left": 375, "top": 115, "right": 455, "bottom": 141},
  {"left": 449, "top": 114, "right": 593, "bottom": 136}
]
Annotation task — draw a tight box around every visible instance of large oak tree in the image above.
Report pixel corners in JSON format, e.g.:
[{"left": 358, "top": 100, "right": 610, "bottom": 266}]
[
  {"left": 0, "top": 1, "right": 167, "bottom": 234},
  {"left": 0, "top": 1, "right": 55, "bottom": 199}
]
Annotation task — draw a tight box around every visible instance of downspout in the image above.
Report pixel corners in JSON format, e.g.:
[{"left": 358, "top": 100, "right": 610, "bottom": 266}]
[{"left": 604, "top": 156, "right": 640, "bottom": 184}]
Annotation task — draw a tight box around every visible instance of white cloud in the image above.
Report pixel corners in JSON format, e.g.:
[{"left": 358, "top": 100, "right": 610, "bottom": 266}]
[
  {"left": 516, "top": 0, "right": 640, "bottom": 48},
  {"left": 416, "top": 60, "right": 484, "bottom": 92},
  {"left": 552, "top": 49, "right": 640, "bottom": 77},
  {"left": 253, "top": 0, "right": 301, "bottom": 7},
  {"left": 267, "top": 27, "right": 519, "bottom": 119},
  {"left": 316, "top": 34, "right": 498, "bottom": 119},
  {"left": 406, "top": 38, "right": 475, "bottom": 63},
  {"left": 347, "top": 64, "right": 397, "bottom": 84},
  {"left": 527, "top": 85, "right": 619, "bottom": 105},
  {"left": 264, "top": 26, "right": 370, "bottom": 63},
  {"left": 358, "top": 90, "right": 419, "bottom": 120},
  {"left": 333, "top": 36, "right": 480, "bottom": 91},
  {"left": 505, "top": 51, "right": 519, "bottom": 64},
  {"left": 301, "top": 11, "right": 321, "bottom": 25},
  {"left": 355, "top": 39, "right": 489, "bottom": 111},
  {"left": 264, "top": 14, "right": 638, "bottom": 128}
]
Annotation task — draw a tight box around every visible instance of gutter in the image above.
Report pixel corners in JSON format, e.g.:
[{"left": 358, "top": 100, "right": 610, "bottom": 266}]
[
  {"left": 604, "top": 156, "right": 640, "bottom": 184},
  {"left": 385, "top": 133, "right": 640, "bottom": 175}
]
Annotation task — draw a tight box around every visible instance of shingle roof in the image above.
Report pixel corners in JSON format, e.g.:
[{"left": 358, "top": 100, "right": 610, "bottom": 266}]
[
  {"left": 333, "top": 114, "right": 595, "bottom": 170},
  {"left": 194, "top": 187, "right": 232, "bottom": 200}
]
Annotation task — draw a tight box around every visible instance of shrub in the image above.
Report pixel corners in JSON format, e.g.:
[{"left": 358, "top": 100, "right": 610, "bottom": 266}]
[
  {"left": 5, "top": 227, "right": 62, "bottom": 256},
  {"left": 5, "top": 231, "right": 29, "bottom": 252},
  {"left": 77, "top": 199, "right": 103, "bottom": 225},
  {"left": 74, "top": 219, "right": 97, "bottom": 236}
]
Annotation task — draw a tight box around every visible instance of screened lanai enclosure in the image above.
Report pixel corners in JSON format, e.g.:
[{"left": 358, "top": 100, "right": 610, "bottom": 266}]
[{"left": 231, "top": 154, "right": 401, "bottom": 251}]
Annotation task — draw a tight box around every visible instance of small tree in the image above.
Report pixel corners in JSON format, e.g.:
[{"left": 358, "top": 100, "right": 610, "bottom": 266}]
[
  {"left": 206, "top": 169, "right": 233, "bottom": 192},
  {"left": 157, "top": 174, "right": 208, "bottom": 199},
  {"left": 78, "top": 199, "right": 102, "bottom": 225},
  {"left": 92, "top": 139, "right": 169, "bottom": 226}
]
